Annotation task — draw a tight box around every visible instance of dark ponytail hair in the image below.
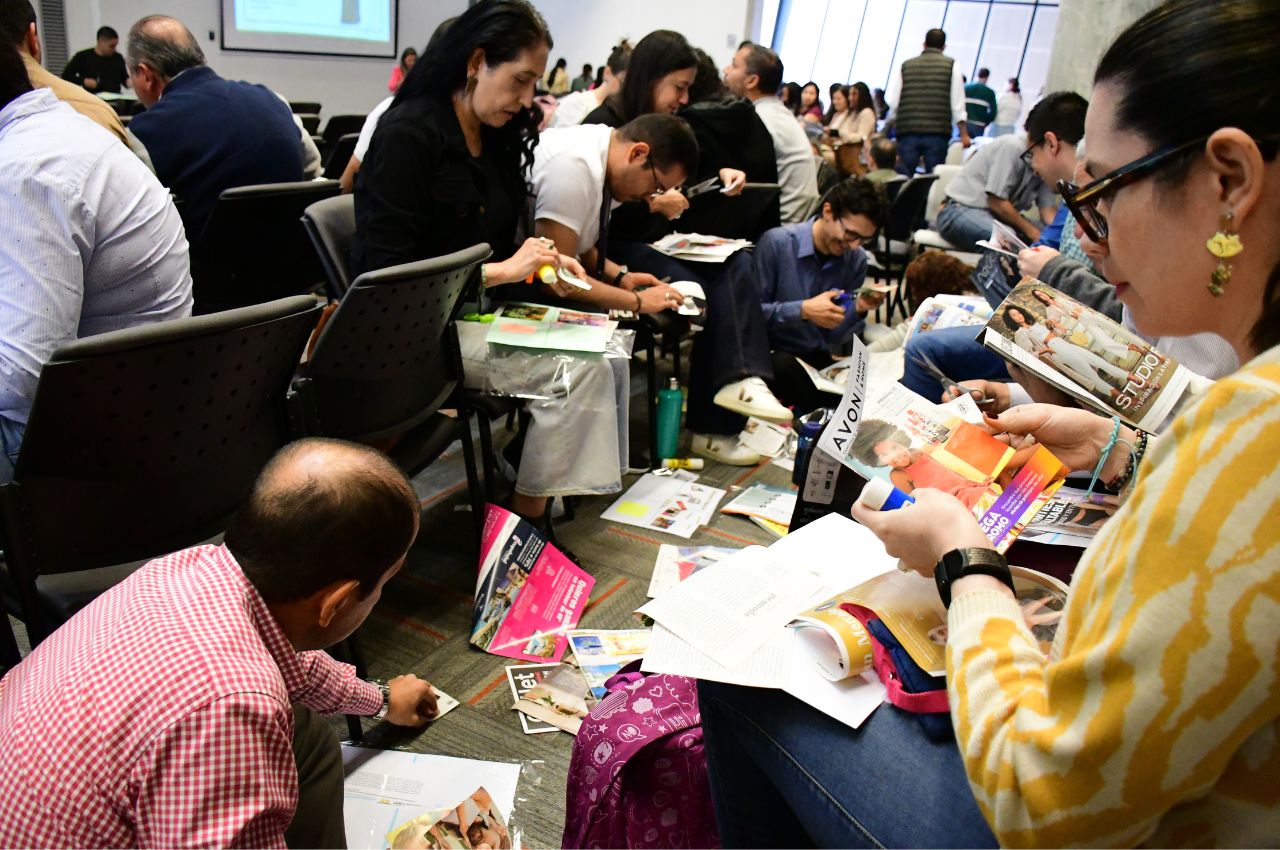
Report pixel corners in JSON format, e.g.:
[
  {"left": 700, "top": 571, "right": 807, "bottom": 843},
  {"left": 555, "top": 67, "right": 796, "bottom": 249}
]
[
  {"left": 396, "top": 0, "right": 552, "bottom": 178},
  {"left": 609, "top": 29, "right": 696, "bottom": 122},
  {"left": 1094, "top": 0, "right": 1280, "bottom": 351},
  {"left": 850, "top": 81, "right": 873, "bottom": 116}
]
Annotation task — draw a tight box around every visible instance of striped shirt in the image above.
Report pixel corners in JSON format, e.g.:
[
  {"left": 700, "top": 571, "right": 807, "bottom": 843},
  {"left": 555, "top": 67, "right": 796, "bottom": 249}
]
[
  {"left": 947, "top": 343, "right": 1280, "bottom": 846},
  {"left": 0, "top": 544, "right": 382, "bottom": 847}
]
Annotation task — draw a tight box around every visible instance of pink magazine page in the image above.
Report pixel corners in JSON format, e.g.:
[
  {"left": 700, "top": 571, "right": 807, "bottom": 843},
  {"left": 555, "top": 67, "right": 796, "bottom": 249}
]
[{"left": 471, "top": 504, "right": 594, "bottom": 663}]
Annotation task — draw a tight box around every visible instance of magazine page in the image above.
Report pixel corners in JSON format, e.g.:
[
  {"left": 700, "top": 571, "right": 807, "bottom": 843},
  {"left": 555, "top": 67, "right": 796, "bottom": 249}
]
[
  {"left": 342, "top": 749, "right": 520, "bottom": 850},
  {"left": 821, "top": 371, "right": 1068, "bottom": 552},
  {"left": 504, "top": 664, "right": 563, "bottom": 734},
  {"left": 1025, "top": 486, "right": 1120, "bottom": 539},
  {"left": 721, "top": 483, "right": 797, "bottom": 527},
  {"left": 600, "top": 471, "right": 726, "bottom": 539},
  {"left": 485, "top": 302, "right": 615, "bottom": 352},
  {"left": 647, "top": 544, "right": 741, "bottom": 598},
  {"left": 385, "top": 786, "right": 512, "bottom": 850},
  {"left": 1008, "top": 565, "right": 1069, "bottom": 658},
  {"left": 980, "top": 280, "right": 1192, "bottom": 432},
  {"left": 791, "top": 598, "right": 875, "bottom": 682},
  {"left": 471, "top": 505, "right": 595, "bottom": 663},
  {"left": 904, "top": 296, "right": 992, "bottom": 344},
  {"left": 566, "top": 629, "right": 652, "bottom": 699},
  {"left": 651, "top": 232, "right": 753, "bottom": 263},
  {"left": 512, "top": 665, "right": 592, "bottom": 735}
]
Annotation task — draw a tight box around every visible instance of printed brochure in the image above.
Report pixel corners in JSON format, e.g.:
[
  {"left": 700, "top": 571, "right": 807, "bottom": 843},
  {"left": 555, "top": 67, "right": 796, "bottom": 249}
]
[
  {"left": 485, "top": 302, "right": 615, "bottom": 352},
  {"left": 471, "top": 505, "right": 594, "bottom": 663},
  {"left": 979, "top": 280, "right": 1194, "bottom": 432}
]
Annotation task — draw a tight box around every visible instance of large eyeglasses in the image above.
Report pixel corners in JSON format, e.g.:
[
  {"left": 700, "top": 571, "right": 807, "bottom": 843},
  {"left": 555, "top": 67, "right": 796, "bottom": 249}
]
[
  {"left": 1057, "top": 135, "right": 1208, "bottom": 243},
  {"left": 647, "top": 158, "right": 669, "bottom": 198}
]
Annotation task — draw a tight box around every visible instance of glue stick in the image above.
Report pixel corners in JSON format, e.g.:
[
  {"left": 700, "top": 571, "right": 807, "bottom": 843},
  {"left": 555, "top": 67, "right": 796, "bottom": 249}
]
[
  {"left": 856, "top": 477, "right": 915, "bottom": 511},
  {"left": 661, "top": 458, "right": 704, "bottom": 470},
  {"left": 526, "top": 265, "right": 558, "bottom": 285}
]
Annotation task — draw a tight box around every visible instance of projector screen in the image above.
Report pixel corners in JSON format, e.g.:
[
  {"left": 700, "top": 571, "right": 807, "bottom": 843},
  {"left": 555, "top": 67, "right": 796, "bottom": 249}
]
[{"left": 220, "top": 0, "right": 398, "bottom": 58}]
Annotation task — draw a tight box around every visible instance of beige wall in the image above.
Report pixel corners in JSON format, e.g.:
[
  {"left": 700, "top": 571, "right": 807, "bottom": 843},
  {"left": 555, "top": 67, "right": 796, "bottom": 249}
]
[{"left": 1045, "top": 0, "right": 1165, "bottom": 97}]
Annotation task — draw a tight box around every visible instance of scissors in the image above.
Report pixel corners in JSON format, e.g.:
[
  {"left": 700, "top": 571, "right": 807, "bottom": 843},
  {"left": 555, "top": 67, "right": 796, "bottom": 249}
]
[
  {"left": 682, "top": 177, "right": 722, "bottom": 199},
  {"left": 908, "top": 351, "right": 996, "bottom": 409}
]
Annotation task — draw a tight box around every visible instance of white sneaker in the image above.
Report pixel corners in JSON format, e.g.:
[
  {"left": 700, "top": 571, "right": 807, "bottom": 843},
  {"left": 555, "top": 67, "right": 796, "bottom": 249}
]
[
  {"left": 691, "top": 433, "right": 763, "bottom": 466},
  {"left": 713, "top": 377, "right": 792, "bottom": 423}
]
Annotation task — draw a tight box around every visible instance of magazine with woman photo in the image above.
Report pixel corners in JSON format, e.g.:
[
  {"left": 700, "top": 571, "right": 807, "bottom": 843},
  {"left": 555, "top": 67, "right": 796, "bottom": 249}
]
[
  {"left": 835, "top": 382, "right": 1068, "bottom": 552},
  {"left": 979, "top": 281, "right": 1193, "bottom": 432},
  {"left": 385, "top": 786, "right": 512, "bottom": 850}
]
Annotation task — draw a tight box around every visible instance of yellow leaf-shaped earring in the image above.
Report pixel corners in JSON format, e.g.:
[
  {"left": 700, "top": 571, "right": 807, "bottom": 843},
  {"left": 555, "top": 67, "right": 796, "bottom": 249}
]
[{"left": 1205, "top": 212, "right": 1241, "bottom": 296}]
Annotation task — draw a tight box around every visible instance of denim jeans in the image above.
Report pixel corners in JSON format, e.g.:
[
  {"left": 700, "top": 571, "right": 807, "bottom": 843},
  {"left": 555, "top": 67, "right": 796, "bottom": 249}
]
[
  {"left": 698, "top": 681, "right": 997, "bottom": 848},
  {"left": 936, "top": 201, "right": 994, "bottom": 252},
  {"left": 895, "top": 133, "right": 950, "bottom": 175},
  {"left": 0, "top": 416, "right": 19, "bottom": 483},
  {"left": 900, "top": 325, "right": 1011, "bottom": 403},
  {"left": 459, "top": 322, "right": 627, "bottom": 498}
]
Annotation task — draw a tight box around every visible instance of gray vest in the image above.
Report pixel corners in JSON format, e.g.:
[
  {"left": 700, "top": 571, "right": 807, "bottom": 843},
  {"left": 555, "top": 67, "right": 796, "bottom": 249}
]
[{"left": 896, "top": 50, "right": 955, "bottom": 136}]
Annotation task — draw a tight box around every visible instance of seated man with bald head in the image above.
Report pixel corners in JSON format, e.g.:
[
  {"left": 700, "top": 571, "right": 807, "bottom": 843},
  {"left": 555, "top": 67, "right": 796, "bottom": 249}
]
[
  {"left": 0, "top": 439, "right": 440, "bottom": 848},
  {"left": 124, "top": 14, "right": 320, "bottom": 242}
]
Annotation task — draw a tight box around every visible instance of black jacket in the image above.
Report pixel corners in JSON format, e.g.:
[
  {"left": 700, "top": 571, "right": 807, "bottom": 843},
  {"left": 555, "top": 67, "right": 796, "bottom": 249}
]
[{"left": 351, "top": 95, "right": 526, "bottom": 278}]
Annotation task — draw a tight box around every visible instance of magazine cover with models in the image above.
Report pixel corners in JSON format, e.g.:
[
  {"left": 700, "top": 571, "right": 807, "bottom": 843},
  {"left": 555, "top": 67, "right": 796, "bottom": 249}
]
[{"left": 980, "top": 280, "right": 1193, "bottom": 432}]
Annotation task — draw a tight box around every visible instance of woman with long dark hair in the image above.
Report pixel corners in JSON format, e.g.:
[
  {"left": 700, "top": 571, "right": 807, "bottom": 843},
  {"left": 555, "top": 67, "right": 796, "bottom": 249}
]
[
  {"left": 353, "top": 0, "right": 627, "bottom": 522},
  {"left": 798, "top": 80, "right": 823, "bottom": 123},
  {"left": 388, "top": 46, "right": 416, "bottom": 93},
  {"left": 545, "top": 56, "right": 569, "bottom": 94},
  {"left": 696, "top": 0, "right": 1280, "bottom": 845},
  {"left": 780, "top": 81, "right": 802, "bottom": 116},
  {"left": 582, "top": 29, "right": 696, "bottom": 127}
]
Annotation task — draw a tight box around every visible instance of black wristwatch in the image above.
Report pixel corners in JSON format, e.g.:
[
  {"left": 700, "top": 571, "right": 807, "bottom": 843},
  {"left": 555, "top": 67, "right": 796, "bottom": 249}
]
[
  {"left": 934, "top": 548, "right": 1013, "bottom": 608},
  {"left": 612, "top": 265, "right": 629, "bottom": 286}
]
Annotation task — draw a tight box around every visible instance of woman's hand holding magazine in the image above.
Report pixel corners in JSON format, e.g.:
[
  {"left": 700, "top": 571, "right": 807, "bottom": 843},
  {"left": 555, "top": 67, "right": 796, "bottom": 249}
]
[{"left": 984, "top": 404, "right": 1138, "bottom": 479}]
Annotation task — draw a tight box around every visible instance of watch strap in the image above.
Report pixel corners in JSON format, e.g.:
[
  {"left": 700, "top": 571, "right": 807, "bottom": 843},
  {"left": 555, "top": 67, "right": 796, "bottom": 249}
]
[
  {"left": 371, "top": 679, "right": 391, "bottom": 720},
  {"left": 934, "top": 548, "right": 1012, "bottom": 608}
]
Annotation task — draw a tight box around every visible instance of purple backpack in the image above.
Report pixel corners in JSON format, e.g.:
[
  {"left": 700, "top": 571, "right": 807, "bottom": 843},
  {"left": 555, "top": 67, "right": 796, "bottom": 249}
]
[{"left": 562, "top": 664, "right": 720, "bottom": 849}]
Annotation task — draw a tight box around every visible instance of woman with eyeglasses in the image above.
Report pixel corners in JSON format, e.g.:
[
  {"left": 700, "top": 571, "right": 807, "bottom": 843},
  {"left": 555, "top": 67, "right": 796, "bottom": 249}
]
[{"left": 696, "top": 1, "right": 1280, "bottom": 845}]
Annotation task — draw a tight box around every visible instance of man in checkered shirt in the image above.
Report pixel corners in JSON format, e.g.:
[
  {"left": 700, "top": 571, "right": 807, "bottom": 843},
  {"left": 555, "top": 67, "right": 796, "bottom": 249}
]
[{"left": 0, "top": 438, "right": 441, "bottom": 847}]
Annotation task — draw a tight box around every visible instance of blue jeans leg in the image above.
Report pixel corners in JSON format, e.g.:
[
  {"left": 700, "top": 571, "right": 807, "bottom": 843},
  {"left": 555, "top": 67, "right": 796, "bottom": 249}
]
[
  {"left": 936, "top": 201, "right": 995, "bottom": 252},
  {"left": 698, "top": 680, "right": 997, "bottom": 849},
  {"left": 900, "top": 326, "right": 1011, "bottom": 403},
  {"left": 919, "top": 134, "right": 950, "bottom": 173},
  {"left": 896, "top": 134, "right": 922, "bottom": 176}
]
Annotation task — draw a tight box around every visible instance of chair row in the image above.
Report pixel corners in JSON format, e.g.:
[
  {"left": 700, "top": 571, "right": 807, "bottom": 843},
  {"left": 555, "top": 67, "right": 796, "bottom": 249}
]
[{"left": 0, "top": 244, "right": 493, "bottom": 666}]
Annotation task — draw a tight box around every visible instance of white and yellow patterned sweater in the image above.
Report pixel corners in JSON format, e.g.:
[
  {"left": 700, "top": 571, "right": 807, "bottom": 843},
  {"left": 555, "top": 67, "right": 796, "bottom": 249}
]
[{"left": 946, "top": 345, "right": 1280, "bottom": 847}]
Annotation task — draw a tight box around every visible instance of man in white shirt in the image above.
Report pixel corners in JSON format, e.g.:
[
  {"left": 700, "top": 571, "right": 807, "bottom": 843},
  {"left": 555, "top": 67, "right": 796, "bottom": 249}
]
[
  {"left": 532, "top": 114, "right": 793, "bottom": 464},
  {"left": 723, "top": 43, "right": 819, "bottom": 224},
  {"left": 885, "top": 28, "right": 968, "bottom": 174},
  {"left": 0, "top": 47, "right": 192, "bottom": 476},
  {"left": 340, "top": 93, "right": 393, "bottom": 193},
  {"left": 549, "top": 43, "right": 628, "bottom": 129}
]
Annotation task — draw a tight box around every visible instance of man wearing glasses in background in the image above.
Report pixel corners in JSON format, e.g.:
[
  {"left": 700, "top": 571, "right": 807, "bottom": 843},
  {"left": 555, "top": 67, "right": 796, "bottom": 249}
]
[
  {"left": 937, "top": 92, "right": 1088, "bottom": 252},
  {"left": 755, "top": 177, "right": 888, "bottom": 415}
]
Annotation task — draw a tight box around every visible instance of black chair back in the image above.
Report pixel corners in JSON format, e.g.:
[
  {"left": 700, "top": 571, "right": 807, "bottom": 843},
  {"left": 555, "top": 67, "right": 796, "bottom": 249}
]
[
  {"left": 290, "top": 244, "right": 490, "bottom": 445},
  {"left": 0, "top": 296, "right": 321, "bottom": 643},
  {"left": 323, "top": 133, "right": 361, "bottom": 180},
  {"left": 322, "top": 114, "right": 367, "bottom": 147},
  {"left": 298, "top": 113, "right": 321, "bottom": 134},
  {"left": 192, "top": 179, "right": 341, "bottom": 313},
  {"left": 883, "top": 174, "right": 939, "bottom": 242},
  {"left": 289, "top": 101, "right": 321, "bottom": 115},
  {"left": 301, "top": 194, "right": 356, "bottom": 300}
]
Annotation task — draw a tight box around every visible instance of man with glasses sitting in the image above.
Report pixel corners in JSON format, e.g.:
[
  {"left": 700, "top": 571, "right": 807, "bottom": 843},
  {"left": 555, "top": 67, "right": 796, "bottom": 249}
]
[
  {"left": 755, "top": 177, "right": 888, "bottom": 415},
  {"left": 937, "top": 92, "right": 1087, "bottom": 252},
  {"left": 533, "top": 113, "right": 800, "bottom": 465}
]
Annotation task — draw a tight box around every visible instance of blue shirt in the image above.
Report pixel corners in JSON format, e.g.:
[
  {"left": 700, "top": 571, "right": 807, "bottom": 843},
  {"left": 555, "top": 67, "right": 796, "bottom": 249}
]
[
  {"left": 0, "top": 89, "right": 193, "bottom": 461},
  {"left": 755, "top": 219, "right": 870, "bottom": 356},
  {"left": 128, "top": 65, "right": 304, "bottom": 241}
]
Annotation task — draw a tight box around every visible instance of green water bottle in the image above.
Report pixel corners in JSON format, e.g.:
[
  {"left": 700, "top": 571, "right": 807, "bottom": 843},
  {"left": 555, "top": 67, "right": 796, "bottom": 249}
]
[{"left": 656, "top": 378, "right": 683, "bottom": 461}]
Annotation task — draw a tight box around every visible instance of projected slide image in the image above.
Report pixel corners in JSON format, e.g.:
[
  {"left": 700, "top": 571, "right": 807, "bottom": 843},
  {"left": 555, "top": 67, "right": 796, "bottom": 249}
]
[{"left": 236, "top": 0, "right": 391, "bottom": 43}]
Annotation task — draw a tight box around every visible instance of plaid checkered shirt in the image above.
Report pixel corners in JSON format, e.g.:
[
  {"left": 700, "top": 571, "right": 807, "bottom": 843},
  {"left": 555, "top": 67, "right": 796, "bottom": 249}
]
[{"left": 0, "top": 544, "right": 381, "bottom": 847}]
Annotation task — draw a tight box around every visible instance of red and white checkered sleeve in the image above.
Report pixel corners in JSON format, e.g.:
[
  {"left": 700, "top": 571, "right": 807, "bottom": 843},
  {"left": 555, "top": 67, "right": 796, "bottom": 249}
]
[
  {"left": 130, "top": 692, "right": 296, "bottom": 849},
  {"left": 292, "top": 650, "right": 383, "bottom": 717}
]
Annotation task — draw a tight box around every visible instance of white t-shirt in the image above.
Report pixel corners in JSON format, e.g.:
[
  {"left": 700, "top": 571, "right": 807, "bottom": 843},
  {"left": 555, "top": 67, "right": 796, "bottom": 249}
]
[
  {"left": 530, "top": 124, "right": 614, "bottom": 252},
  {"left": 354, "top": 95, "right": 395, "bottom": 161},
  {"left": 752, "top": 96, "right": 819, "bottom": 224},
  {"left": 549, "top": 90, "right": 600, "bottom": 128}
]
